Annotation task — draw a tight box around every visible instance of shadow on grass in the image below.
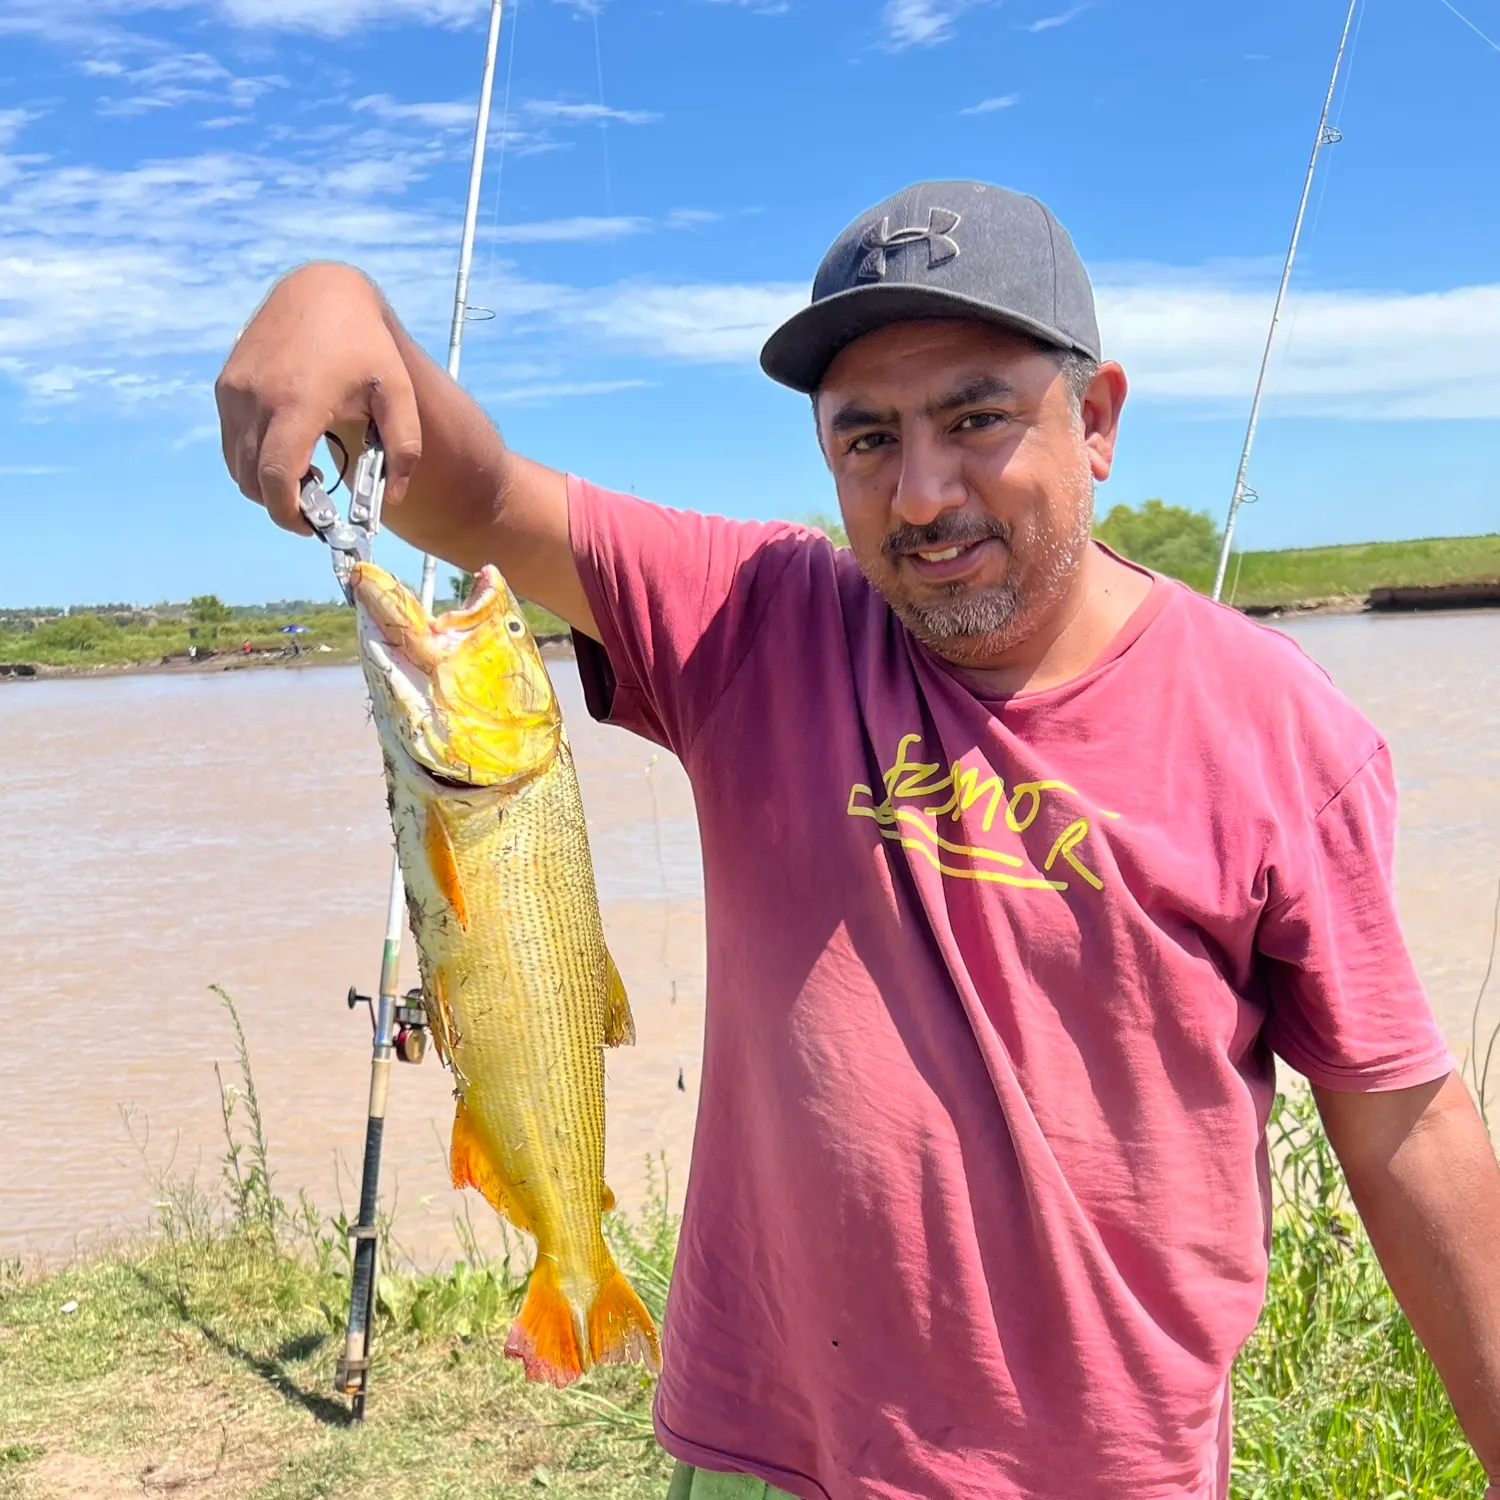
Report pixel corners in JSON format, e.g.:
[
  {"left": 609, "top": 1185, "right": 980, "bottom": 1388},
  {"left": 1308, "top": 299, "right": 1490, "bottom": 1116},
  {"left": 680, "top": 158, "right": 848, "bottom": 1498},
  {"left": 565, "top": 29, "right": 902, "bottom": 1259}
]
[{"left": 132, "top": 1266, "right": 353, "bottom": 1429}]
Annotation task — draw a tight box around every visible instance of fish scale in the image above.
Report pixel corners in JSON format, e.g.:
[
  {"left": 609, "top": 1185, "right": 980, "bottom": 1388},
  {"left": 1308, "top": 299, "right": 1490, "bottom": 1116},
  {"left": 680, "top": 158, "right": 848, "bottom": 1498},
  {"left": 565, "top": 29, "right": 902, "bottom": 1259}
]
[{"left": 354, "top": 560, "right": 660, "bottom": 1387}]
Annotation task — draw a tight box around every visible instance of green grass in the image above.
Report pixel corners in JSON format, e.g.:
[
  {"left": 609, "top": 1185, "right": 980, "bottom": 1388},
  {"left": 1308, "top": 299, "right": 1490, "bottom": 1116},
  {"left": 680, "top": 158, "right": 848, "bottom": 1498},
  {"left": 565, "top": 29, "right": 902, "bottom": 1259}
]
[
  {"left": 1184, "top": 533, "right": 1500, "bottom": 609},
  {"left": 0, "top": 607, "right": 358, "bottom": 670},
  {"left": 1, "top": 1093, "right": 1482, "bottom": 1498},
  {"left": 0, "top": 598, "right": 568, "bottom": 673},
  {"left": 1, "top": 993, "right": 1487, "bottom": 1497}
]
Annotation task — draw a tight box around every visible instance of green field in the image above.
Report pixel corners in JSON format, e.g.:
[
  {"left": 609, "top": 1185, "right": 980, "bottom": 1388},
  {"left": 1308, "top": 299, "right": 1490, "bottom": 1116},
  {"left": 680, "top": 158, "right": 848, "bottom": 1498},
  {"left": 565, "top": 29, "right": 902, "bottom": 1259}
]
[
  {"left": 1182, "top": 533, "right": 1500, "bottom": 610},
  {"left": 3, "top": 528, "right": 1498, "bottom": 676},
  {"left": 0, "top": 599, "right": 570, "bottom": 673},
  {"left": 0, "top": 996, "right": 1488, "bottom": 1499}
]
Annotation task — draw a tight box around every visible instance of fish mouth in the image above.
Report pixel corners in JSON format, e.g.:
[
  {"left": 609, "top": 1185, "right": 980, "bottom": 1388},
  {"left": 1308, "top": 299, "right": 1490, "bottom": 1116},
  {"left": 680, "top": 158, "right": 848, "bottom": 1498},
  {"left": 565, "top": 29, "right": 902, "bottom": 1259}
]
[{"left": 352, "top": 561, "right": 558, "bottom": 790}]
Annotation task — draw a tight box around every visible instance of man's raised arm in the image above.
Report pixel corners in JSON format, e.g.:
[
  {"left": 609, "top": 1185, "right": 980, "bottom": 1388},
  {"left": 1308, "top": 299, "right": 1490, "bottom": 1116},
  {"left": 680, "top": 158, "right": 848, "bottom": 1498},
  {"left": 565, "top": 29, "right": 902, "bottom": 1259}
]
[{"left": 214, "top": 261, "right": 598, "bottom": 639}]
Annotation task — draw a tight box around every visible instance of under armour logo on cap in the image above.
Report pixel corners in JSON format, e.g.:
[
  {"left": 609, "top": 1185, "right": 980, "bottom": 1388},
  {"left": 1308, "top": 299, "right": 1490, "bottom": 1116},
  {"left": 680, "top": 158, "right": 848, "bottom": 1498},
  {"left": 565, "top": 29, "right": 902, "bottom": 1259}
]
[{"left": 857, "top": 208, "right": 962, "bottom": 280}]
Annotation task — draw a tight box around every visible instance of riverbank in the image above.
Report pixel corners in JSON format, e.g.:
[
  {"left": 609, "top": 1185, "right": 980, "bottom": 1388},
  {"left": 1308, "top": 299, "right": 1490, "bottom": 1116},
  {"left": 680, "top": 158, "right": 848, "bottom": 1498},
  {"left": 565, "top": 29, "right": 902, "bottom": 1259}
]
[
  {"left": 1181, "top": 530, "right": 1500, "bottom": 612},
  {"left": 0, "top": 601, "right": 573, "bottom": 683},
  {"left": 5, "top": 533, "right": 1498, "bottom": 678},
  {"left": 0, "top": 1095, "right": 1484, "bottom": 1499}
]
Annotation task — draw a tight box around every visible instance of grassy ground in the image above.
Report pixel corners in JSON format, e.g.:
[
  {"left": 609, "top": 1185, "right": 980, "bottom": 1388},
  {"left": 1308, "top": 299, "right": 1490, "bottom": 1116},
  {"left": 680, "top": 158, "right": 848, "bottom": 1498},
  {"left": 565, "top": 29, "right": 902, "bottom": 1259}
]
[
  {"left": 1180, "top": 532, "right": 1500, "bottom": 609},
  {"left": 0, "top": 1095, "right": 1486, "bottom": 1499},
  {"left": 0, "top": 600, "right": 569, "bottom": 673}
]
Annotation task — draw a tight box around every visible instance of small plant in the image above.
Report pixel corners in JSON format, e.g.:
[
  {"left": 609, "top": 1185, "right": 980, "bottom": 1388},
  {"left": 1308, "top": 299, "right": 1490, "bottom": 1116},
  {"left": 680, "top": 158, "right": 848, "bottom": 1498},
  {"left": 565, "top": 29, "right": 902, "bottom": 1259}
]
[
  {"left": 1231, "top": 1092, "right": 1485, "bottom": 1495},
  {"left": 1463, "top": 879, "right": 1500, "bottom": 1130},
  {"left": 604, "top": 1154, "right": 678, "bottom": 1327},
  {"left": 210, "top": 985, "right": 284, "bottom": 1242}
]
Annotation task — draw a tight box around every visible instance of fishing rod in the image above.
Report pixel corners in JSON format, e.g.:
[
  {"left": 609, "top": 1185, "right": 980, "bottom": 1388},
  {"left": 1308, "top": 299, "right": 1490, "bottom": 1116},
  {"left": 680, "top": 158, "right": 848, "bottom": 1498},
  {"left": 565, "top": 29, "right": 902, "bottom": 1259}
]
[
  {"left": 327, "top": 0, "right": 508, "bottom": 1421},
  {"left": 1210, "top": 0, "right": 1360, "bottom": 602}
]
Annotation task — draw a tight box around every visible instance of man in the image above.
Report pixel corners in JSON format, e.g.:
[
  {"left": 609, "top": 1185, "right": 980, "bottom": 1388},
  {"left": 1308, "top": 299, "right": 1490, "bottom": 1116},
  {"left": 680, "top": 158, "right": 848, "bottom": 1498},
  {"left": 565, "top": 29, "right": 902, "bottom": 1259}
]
[{"left": 217, "top": 181, "right": 1500, "bottom": 1499}]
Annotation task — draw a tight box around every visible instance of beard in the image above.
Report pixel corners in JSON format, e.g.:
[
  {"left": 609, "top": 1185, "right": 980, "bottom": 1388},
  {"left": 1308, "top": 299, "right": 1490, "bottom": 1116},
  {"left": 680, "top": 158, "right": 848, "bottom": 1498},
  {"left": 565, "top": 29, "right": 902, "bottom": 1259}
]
[{"left": 871, "top": 468, "right": 1097, "bottom": 664}]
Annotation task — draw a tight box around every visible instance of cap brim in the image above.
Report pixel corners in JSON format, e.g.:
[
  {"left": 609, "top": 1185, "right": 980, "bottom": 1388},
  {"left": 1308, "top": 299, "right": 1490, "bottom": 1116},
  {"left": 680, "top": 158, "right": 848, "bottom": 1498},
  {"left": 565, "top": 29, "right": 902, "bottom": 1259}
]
[{"left": 759, "top": 282, "right": 1099, "bottom": 394}]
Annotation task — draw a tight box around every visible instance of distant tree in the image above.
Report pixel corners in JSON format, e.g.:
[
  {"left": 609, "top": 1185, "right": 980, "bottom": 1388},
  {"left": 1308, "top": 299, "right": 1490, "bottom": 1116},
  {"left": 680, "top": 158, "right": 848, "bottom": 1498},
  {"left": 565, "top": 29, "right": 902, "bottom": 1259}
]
[
  {"left": 1093, "top": 499, "right": 1221, "bottom": 581},
  {"left": 32, "top": 614, "right": 110, "bottom": 652},
  {"left": 799, "top": 513, "right": 850, "bottom": 548},
  {"left": 188, "top": 594, "right": 231, "bottom": 625},
  {"left": 450, "top": 571, "right": 476, "bottom": 604}
]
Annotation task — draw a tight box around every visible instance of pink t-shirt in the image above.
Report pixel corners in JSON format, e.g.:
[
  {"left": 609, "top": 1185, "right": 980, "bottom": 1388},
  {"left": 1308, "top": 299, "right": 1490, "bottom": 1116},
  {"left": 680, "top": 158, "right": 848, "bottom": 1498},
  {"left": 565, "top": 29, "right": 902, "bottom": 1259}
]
[{"left": 567, "top": 477, "right": 1453, "bottom": 1500}]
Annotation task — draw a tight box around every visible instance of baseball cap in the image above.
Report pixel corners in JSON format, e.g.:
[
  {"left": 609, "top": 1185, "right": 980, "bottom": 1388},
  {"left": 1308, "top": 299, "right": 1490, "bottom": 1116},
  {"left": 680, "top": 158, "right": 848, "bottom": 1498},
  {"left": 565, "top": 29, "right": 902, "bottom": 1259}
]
[{"left": 760, "top": 180, "right": 1101, "bottom": 394}]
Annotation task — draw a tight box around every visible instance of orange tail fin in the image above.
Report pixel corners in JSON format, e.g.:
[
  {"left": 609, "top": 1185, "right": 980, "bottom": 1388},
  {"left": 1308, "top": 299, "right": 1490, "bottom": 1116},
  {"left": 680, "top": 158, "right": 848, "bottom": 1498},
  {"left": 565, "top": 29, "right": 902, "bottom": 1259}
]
[
  {"left": 505, "top": 1256, "right": 587, "bottom": 1388},
  {"left": 588, "top": 1263, "right": 662, "bottom": 1374}
]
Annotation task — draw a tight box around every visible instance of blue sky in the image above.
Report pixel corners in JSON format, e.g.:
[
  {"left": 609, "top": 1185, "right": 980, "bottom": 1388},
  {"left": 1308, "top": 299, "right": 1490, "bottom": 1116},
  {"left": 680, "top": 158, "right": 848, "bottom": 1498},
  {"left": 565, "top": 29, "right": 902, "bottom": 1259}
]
[{"left": 0, "top": 0, "right": 1497, "bottom": 606}]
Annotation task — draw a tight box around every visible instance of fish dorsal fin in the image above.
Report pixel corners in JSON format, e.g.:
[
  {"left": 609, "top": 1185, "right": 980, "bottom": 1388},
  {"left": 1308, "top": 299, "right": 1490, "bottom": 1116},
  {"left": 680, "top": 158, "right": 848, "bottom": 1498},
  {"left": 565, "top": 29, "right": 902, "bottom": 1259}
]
[
  {"left": 451, "top": 1100, "right": 533, "bottom": 1234},
  {"left": 603, "top": 949, "right": 635, "bottom": 1048}
]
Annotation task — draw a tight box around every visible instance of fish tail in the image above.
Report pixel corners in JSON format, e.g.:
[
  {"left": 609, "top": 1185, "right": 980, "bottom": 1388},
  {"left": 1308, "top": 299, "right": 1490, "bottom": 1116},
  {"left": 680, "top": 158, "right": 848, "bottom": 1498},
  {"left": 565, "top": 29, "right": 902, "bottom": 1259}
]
[
  {"left": 505, "top": 1255, "right": 587, "bottom": 1388},
  {"left": 588, "top": 1259, "right": 662, "bottom": 1373}
]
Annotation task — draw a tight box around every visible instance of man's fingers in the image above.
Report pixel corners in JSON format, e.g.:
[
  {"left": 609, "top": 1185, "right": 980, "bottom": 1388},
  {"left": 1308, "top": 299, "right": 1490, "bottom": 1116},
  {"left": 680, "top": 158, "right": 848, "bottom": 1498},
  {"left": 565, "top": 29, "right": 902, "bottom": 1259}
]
[
  {"left": 257, "top": 408, "right": 329, "bottom": 534},
  {"left": 367, "top": 372, "right": 422, "bottom": 505}
]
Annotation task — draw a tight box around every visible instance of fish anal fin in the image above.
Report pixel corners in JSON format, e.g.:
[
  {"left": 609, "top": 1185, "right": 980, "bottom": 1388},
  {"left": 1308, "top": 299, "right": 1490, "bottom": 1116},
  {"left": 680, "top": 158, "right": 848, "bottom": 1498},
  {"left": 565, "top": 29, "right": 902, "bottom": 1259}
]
[
  {"left": 601, "top": 1182, "right": 616, "bottom": 1213},
  {"left": 603, "top": 949, "right": 636, "bottom": 1048},
  {"left": 587, "top": 1263, "right": 661, "bottom": 1373},
  {"left": 506, "top": 1256, "right": 586, "bottom": 1388},
  {"left": 450, "top": 1101, "right": 533, "bottom": 1234},
  {"left": 424, "top": 802, "right": 470, "bottom": 931}
]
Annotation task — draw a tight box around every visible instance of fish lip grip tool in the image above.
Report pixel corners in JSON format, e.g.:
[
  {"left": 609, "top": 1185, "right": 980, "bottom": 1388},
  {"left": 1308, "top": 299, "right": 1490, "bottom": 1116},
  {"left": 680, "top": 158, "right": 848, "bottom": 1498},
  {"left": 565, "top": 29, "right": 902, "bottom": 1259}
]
[{"left": 299, "top": 425, "right": 386, "bottom": 603}]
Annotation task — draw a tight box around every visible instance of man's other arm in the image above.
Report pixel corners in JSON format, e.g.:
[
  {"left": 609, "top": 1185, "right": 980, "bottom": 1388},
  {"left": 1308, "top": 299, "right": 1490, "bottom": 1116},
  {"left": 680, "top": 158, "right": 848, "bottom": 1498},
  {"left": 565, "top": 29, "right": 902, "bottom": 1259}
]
[
  {"left": 1317, "top": 1073, "right": 1500, "bottom": 1491},
  {"left": 214, "top": 261, "right": 599, "bottom": 640}
]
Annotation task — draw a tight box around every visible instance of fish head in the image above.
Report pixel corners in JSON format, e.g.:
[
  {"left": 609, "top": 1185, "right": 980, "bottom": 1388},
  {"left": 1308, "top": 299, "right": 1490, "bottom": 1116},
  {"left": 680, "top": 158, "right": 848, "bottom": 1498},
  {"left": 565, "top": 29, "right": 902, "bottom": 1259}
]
[{"left": 352, "top": 561, "right": 561, "bottom": 790}]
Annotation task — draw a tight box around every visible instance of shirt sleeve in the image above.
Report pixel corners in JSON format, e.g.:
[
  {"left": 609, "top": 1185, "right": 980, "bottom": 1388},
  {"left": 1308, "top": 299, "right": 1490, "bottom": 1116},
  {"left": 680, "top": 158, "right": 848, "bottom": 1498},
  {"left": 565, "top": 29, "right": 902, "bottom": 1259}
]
[
  {"left": 566, "top": 474, "right": 814, "bottom": 759},
  {"left": 1257, "top": 744, "right": 1454, "bottom": 1091}
]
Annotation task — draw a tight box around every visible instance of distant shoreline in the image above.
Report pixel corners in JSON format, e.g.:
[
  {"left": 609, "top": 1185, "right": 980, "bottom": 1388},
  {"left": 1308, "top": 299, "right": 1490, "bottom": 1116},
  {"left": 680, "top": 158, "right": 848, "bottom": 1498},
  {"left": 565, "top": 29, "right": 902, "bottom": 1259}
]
[{"left": 0, "top": 636, "right": 578, "bottom": 684}]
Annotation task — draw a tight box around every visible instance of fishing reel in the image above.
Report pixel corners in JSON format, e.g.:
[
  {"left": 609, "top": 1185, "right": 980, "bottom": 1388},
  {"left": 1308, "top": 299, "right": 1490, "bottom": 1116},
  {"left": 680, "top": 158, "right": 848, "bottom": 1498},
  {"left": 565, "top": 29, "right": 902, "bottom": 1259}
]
[{"left": 346, "top": 985, "right": 429, "bottom": 1064}]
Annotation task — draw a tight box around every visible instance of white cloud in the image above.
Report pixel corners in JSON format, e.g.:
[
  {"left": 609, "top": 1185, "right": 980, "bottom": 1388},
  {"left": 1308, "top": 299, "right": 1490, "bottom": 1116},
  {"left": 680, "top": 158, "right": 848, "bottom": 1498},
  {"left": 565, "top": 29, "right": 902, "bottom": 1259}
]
[
  {"left": 1097, "top": 274, "right": 1500, "bottom": 419},
  {"left": 92, "top": 52, "right": 287, "bottom": 118},
  {"left": 883, "top": 0, "right": 990, "bottom": 49},
  {"left": 574, "top": 281, "right": 807, "bottom": 361},
  {"left": 353, "top": 94, "right": 478, "bottom": 129},
  {"left": 698, "top": 0, "right": 790, "bottom": 11},
  {"left": 4, "top": 137, "right": 1498, "bottom": 422},
  {"left": 0, "top": 0, "right": 489, "bottom": 45},
  {"left": 523, "top": 100, "right": 660, "bottom": 126},
  {"left": 482, "top": 378, "right": 654, "bottom": 404},
  {"left": 0, "top": 464, "right": 68, "bottom": 475},
  {"left": 0, "top": 110, "right": 42, "bottom": 149},
  {"left": 490, "top": 216, "right": 651, "bottom": 243},
  {"left": 1022, "top": 5, "right": 1086, "bottom": 32},
  {"left": 213, "top": 0, "right": 486, "bottom": 34},
  {"left": 962, "top": 94, "right": 1020, "bottom": 114}
]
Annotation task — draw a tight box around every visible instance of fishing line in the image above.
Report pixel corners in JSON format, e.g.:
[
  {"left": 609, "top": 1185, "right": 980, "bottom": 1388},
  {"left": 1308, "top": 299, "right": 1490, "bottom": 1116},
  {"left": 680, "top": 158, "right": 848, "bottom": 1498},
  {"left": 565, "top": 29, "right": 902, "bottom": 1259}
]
[
  {"left": 1433, "top": 0, "right": 1500, "bottom": 53},
  {"left": 591, "top": 4, "right": 614, "bottom": 218},
  {"left": 477, "top": 0, "right": 523, "bottom": 306},
  {"left": 1271, "top": 0, "right": 1371, "bottom": 413}
]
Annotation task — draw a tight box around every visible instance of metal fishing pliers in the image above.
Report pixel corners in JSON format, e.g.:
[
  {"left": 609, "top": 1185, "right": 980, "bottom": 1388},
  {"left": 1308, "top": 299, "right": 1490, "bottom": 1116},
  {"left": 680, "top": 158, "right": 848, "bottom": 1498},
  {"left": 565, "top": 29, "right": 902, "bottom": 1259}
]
[{"left": 298, "top": 423, "right": 387, "bottom": 603}]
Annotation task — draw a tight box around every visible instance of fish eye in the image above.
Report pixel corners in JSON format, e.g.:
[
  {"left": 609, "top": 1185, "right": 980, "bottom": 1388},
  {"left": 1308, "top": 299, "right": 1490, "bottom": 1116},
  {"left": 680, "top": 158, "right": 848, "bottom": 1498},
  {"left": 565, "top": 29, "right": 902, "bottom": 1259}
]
[{"left": 506, "top": 616, "right": 525, "bottom": 636}]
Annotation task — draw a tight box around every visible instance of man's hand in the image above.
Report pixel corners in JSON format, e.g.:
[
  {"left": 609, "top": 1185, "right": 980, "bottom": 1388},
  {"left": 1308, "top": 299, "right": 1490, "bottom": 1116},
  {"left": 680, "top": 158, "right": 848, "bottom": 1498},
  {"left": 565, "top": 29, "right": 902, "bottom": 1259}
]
[
  {"left": 1316, "top": 1072, "right": 1500, "bottom": 1487},
  {"left": 213, "top": 262, "right": 597, "bottom": 637},
  {"left": 216, "top": 263, "right": 422, "bottom": 530}
]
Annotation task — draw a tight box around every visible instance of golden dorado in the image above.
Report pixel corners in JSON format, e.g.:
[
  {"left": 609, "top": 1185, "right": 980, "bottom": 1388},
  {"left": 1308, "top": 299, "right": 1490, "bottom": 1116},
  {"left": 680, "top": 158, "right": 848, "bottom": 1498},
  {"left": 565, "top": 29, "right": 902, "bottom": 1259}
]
[{"left": 351, "top": 560, "right": 660, "bottom": 1387}]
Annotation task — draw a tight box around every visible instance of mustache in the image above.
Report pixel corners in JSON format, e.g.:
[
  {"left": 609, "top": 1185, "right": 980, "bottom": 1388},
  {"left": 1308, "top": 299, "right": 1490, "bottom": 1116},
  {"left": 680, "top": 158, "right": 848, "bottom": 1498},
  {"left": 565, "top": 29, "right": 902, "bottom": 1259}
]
[{"left": 881, "top": 514, "right": 1011, "bottom": 562}]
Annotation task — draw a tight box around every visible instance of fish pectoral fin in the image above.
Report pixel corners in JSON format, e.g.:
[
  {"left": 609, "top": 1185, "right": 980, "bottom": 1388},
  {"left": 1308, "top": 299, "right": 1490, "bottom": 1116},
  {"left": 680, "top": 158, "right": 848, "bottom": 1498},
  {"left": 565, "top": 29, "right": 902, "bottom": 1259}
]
[
  {"left": 424, "top": 801, "right": 470, "bottom": 931},
  {"left": 588, "top": 1259, "right": 661, "bottom": 1373},
  {"left": 506, "top": 1254, "right": 587, "bottom": 1387},
  {"left": 450, "top": 1101, "right": 534, "bottom": 1234},
  {"left": 603, "top": 949, "right": 636, "bottom": 1048}
]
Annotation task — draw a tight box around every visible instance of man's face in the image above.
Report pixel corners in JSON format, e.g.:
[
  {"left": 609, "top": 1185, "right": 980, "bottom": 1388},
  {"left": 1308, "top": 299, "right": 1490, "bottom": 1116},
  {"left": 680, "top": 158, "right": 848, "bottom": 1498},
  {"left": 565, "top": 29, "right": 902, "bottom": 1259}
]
[{"left": 815, "top": 320, "right": 1125, "bottom": 668}]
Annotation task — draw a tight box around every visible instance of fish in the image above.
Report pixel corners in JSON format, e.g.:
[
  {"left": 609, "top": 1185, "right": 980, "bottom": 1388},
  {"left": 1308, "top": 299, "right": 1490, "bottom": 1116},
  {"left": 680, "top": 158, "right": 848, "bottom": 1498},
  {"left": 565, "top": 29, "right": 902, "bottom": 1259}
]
[{"left": 351, "top": 559, "right": 661, "bottom": 1387}]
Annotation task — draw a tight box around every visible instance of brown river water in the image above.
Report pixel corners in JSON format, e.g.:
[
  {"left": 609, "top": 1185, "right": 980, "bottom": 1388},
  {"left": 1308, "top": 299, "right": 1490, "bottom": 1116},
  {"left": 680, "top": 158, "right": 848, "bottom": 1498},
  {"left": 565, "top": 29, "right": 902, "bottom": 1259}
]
[{"left": 3, "top": 611, "right": 1499, "bottom": 1265}]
